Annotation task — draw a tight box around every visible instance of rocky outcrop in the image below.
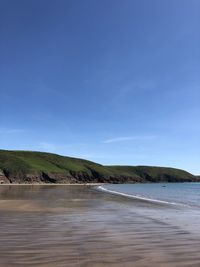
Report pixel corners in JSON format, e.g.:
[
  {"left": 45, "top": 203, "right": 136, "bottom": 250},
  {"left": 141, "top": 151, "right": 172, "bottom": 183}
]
[
  {"left": 0, "top": 171, "right": 140, "bottom": 184},
  {"left": 0, "top": 170, "right": 10, "bottom": 184},
  {"left": 2, "top": 170, "right": 198, "bottom": 184}
]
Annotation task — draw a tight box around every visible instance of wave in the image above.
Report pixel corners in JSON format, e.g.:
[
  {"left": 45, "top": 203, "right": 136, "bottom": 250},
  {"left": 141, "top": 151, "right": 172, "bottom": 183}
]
[{"left": 97, "top": 185, "right": 188, "bottom": 207}]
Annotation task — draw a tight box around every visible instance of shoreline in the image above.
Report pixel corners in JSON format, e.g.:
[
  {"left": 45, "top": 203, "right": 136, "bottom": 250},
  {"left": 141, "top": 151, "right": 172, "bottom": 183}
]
[
  {"left": 0, "top": 185, "right": 200, "bottom": 266},
  {"left": 0, "top": 183, "right": 104, "bottom": 186},
  {"left": 96, "top": 184, "right": 191, "bottom": 207}
]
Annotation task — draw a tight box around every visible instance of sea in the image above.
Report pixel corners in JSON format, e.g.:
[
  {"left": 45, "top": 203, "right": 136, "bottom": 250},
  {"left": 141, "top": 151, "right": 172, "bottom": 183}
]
[
  {"left": 97, "top": 182, "right": 200, "bottom": 235},
  {"left": 98, "top": 182, "right": 200, "bottom": 207}
]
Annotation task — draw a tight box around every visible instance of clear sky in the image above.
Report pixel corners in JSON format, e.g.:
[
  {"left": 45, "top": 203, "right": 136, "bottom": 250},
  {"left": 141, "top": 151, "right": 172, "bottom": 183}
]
[{"left": 0, "top": 0, "right": 199, "bottom": 174}]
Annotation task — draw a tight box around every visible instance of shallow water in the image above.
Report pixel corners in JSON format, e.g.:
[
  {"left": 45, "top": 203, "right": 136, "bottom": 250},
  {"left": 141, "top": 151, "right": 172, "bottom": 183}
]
[
  {"left": 100, "top": 183, "right": 200, "bottom": 207},
  {"left": 0, "top": 185, "right": 200, "bottom": 267}
]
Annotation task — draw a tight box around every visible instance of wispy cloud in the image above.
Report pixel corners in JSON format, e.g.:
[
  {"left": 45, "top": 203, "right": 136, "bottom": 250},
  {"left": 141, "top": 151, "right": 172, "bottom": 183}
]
[
  {"left": 103, "top": 135, "right": 156, "bottom": 144},
  {"left": 113, "top": 80, "right": 156, "bottom": 99}
]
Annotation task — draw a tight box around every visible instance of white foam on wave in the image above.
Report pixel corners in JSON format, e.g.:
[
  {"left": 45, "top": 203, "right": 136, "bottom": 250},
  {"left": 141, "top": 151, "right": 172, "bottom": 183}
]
[{"left": 97, "top": 185, "right": 188, "bottom": 207}]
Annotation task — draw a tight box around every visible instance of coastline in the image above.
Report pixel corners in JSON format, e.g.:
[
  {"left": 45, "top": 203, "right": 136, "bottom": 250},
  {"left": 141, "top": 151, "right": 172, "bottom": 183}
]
[
  {"left": 96, "top": 184, "right": 191, "bottom": 207},
  {"left": 0, "top": 183, "right": 104, "bottom": 186},
  {"left": 0, "top": 184, "right": 200, "bottom": 266}
]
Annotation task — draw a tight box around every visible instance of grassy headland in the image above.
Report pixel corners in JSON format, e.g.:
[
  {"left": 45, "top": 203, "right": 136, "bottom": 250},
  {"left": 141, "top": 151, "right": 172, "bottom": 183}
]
[{"left": 0, "top": 150, "right": 198, "bottom": 184}]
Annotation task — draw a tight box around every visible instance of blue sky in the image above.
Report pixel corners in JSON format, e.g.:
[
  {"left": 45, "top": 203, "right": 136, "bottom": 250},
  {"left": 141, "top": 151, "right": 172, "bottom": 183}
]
[{"left": 0, "top": 0, "right": 199, "bottom": 174}]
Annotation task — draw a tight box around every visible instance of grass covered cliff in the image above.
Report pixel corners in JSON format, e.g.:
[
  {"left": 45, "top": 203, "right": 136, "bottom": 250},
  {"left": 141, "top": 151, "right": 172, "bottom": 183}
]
[{"left": 0, "top": 150, "right": 198, "bottom": 184}]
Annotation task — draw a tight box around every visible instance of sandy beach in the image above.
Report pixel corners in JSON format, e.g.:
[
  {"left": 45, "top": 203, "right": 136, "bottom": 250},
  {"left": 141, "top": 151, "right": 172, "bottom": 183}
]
[{"left": 0, "top": 185, "right": 200, "bottom": 267}]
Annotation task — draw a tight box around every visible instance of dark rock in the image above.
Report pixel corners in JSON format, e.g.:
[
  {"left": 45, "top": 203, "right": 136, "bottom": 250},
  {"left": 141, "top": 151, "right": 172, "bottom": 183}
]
[{"left": 0, "top": 170, "right": 10, "bottom": 184}]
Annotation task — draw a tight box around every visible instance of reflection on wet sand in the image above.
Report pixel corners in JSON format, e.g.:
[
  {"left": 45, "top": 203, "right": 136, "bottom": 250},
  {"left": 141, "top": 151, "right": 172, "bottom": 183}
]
[{"left": 0, "top": 185, "right": 200, "bottom": 267}]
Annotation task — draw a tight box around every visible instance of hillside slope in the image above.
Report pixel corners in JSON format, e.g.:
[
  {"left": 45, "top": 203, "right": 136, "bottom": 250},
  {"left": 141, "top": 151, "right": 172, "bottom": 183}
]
[{"left": 0, "top": 150, "right": 198, "bottom": 184}]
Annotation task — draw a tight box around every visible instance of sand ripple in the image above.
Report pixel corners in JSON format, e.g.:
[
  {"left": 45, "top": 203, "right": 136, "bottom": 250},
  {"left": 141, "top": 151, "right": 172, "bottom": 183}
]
[{"left": 0, "top": 185, "right": 200, "bottom": 267}]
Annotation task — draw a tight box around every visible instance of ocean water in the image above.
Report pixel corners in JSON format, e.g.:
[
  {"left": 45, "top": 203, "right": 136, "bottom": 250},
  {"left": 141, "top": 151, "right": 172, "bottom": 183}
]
[{"left": 98, "top": 183, "right": 200, "bottom": 207}]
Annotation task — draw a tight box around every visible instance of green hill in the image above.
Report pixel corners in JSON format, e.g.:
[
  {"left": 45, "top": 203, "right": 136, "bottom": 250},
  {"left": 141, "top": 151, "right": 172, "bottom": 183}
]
[{"left": 0, "top": 150, "right": 198, "bottom": 184}]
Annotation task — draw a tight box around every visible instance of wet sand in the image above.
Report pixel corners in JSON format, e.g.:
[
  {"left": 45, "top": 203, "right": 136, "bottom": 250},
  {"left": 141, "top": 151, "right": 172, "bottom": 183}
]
[{"left": 0, "top": 185, "right": 200, "bottom": 267}]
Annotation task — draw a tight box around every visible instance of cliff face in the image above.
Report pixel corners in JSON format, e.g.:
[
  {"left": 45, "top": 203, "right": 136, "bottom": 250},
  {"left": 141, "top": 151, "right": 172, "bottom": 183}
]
[
  {"left": 0, "top": 170, "right": 10, "bottom": 184},
  {"left": 0, "top": 150, "right": 199, "bottom": 184},
  {"left": 0, "top": 170, "right": 144, "bottom": 184},
  {"left": 1, "top": 170, "right": 198, "bottom": 184}
]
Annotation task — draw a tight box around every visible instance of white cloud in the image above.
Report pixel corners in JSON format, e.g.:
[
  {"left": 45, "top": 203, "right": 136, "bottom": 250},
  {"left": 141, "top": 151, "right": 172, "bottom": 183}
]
[{"left": 103, "top": 135, "right": 156, "bottom": 144}]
